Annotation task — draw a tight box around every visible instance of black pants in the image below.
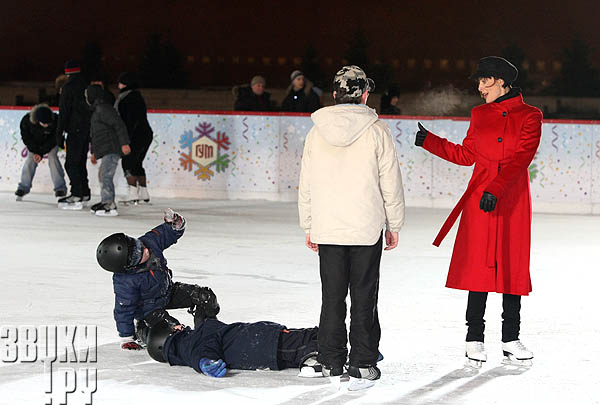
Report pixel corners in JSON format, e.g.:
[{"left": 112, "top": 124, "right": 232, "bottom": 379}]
[
  {"left": 317, "top": 235, "right": 382, "bottom": 369},
  {"left": 277, "top": 327, "right": 319, "bottom": 369},
  {"left": 64, "top": 134, "right": 90, "bottom": 198},
  {"left": 166, "top": 282, "right": 220, "bottom": 328},
  {"left": 466, "top": 291, "right": 521, "bottom": 343},
  {"left": 122, "top": 135, "right": 152, "bottom": 177}
]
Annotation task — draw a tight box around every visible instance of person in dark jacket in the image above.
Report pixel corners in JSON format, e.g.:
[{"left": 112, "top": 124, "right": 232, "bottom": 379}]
[
  {"left": 146, "top": 313, "right": 320, "bottom": 379},
  {"left": 280, "top": 70, "right": 321, "bottom": 113},
  {"left": 380, "top": 86, "right": 402, "bottom": 115},
  {"left": 90, "top": 77, "right": 116, "bottom": 105},
  {"left": 233, "top": 75, "right": 275, "bottom": 112},
  {"left": 114, "top": 72, "right": 154, "bottom": 204},
  {"left": 85, "top": 84, "right": 131, "bottom": 216},
  {"left": 15, "top": 104, "right": 67, "bottom": 200},
  {"left": 96, "top": 209, "right": 221, "bottom": 351},
  {"left": 56, "top": 60, "right": 92, "bottom": 209}
]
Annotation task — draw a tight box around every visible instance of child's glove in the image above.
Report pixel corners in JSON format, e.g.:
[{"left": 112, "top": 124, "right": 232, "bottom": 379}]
[
  {"left": 199, "top": 358, "right": 227, "bottom": 378},
  {"left": 164, "top": 208, "right": 186, "bottom": 231},
  {"left": 120, "top": 336, "right": 144, "bottom": 350}
]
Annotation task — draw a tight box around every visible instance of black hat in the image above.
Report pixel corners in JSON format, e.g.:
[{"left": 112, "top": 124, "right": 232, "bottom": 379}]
[
  {"left": 34, "top": 106, "right": 53, "bottom": 124},
  {"left": 470, "top": 56, "right": 518, "bottom": 86},
  {"left": 64, "top": 60, "right": 81, "bottom": 75},
  {"left": 118, "top": 72, "right": 139, "bottom": 88}
]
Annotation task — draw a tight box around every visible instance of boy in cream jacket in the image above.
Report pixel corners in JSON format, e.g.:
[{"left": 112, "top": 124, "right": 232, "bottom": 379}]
[{"left": 298, "top": 65, "right": 405, "bottom": 385}]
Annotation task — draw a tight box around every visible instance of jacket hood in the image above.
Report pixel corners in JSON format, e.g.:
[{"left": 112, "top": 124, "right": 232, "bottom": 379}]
[
  {"left": 311, "top": 104, "right": 378, "bottom": 146},
  {"left": 29, "top": 104, "right": 52, "bottom": 125},
  {"left": 85, "top": 85, "right": 107, "bottom": 107}
]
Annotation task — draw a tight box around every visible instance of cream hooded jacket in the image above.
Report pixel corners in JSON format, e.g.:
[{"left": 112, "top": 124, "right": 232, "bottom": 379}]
[{"left": 298, "top": 104, "right": 405, "bottom": 245}]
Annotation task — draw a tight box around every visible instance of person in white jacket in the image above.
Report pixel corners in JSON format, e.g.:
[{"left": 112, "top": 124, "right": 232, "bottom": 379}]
[{"left": 298, "top": 65, "right": 405, "bottom": 383}]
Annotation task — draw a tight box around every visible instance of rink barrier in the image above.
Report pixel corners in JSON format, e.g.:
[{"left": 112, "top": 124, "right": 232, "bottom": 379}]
[{"left": 1, "top": 107, "right": 599, "bottom": 214}]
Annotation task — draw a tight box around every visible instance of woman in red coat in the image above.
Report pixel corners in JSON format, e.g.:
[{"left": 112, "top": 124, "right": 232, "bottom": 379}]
[{"left": 415, "top": 56, "right": 542, "bottom": 367}]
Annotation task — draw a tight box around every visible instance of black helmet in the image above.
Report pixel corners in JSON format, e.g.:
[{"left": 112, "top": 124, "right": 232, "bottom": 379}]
[
  {"left": 147, "top": 319, "right": 179, "bottom": 363},
  {"left": 96, "top": 233, "right": 143, "bottom": 273}
]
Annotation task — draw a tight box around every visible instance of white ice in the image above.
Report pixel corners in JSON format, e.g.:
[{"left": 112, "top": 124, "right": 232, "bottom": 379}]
[{"left": 0, "top": 192, "right": 599, "bottom": 405}]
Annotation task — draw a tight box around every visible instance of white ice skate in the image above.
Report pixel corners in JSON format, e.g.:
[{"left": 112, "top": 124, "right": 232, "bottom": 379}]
[
  {"left": 94, "top": 202, "right": 118, "bottom": 217},
  {"left": 502, "top": 340, "right": 533, "bottom": 367},
  {"left": 465, "top": 341, "right": 487, "bottom": 369},
  {"left": 347, "top": 365, "right": 380, "bottom": 391},
  {"left": 138, "top": 185, "right": 150, "bottom": 204},
  {"left": 298, "top": 353, "right": 324, "bottom": 378},
  {"left": 120, "top": 185, "right": 139, "bottom": 206}
]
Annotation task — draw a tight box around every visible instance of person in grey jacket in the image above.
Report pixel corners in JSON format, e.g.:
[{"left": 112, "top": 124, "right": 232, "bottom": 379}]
[{"left": 85, "top": 85, "right": 131, "bottom": 216}]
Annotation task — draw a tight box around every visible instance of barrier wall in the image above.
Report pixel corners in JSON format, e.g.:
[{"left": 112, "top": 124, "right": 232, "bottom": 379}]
[{"left": 1, "top": 107, "right": 599, "bottom": 214}]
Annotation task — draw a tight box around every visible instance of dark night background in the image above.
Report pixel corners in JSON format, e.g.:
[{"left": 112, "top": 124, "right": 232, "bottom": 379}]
[{"left": 1, "top": 0, "right": 599, "bottom": 95}]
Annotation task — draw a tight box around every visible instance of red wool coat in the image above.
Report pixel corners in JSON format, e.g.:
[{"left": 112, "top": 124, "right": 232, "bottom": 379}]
[{"left": 423, "top": 94, "right": 542, "bottom": 296}]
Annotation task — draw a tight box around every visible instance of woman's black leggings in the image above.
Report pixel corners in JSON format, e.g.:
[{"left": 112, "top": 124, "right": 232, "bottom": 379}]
[{"left": 465, "top": 291, "right": 521, "bottom": 343}]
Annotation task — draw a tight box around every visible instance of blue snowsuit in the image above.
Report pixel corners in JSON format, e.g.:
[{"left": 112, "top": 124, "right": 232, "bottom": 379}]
[
  {"left": 113, "top": 223, "right": 183, "bottom": 337},
  {"left": 163, "top": 319, "right": 318, "bottom": 372}
]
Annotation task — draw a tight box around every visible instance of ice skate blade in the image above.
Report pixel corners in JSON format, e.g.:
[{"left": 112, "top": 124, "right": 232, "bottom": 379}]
[
  {"left": 16, "top": 196, "right": 23, "bottom": 201},
  {"left": 502, "top": 356, "right": 532, "bottom": 367},
  {"left": 347, "top": 377, "right": 376, "bottom": 391},
  {"left": 298, "top": 367, "right": 324, "bottom": 378},
  {"left": 465, "top": 358, "right": 485, "bottom": 369},
  {"left": 119, "top": 200, "right": 139, "bottom": 206},
  {"left": 95, "top": 210, "right": 119, "bottom": 217},
  {"left": 328, "top": 375, "right": 342, "bottom": 389},
  {"left": 59, "top": 203, "right": 83, "bottom": 210}
]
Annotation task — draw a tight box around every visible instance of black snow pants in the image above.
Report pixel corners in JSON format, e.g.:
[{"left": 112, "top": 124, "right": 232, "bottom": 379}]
[
  {"left": 166, "top": 282, "right": 220, "bottom": 328},
  {"left": 276, "top": 327, "right": 319, "bottom": 369},
  {"left": 466, "top": 291, "right": 521, "bottom": 343},
  {"left": 317, "top": 234, "right": 382, "bottom": 369},
  {"left": 64, "top": 133, "right": 90, "bottom": 198}
]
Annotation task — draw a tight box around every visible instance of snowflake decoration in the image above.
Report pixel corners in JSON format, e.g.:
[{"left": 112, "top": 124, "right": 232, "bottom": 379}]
[{"left": 179, "top": 122, "right": 230, "bottom": 181}]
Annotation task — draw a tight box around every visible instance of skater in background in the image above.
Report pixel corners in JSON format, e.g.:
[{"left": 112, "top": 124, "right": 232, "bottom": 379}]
[
  {"left": 56, "top": 60, "right": 92, "bottom": 210},
  {"left": 145, "top": 310, "right": 320, "bottom": 379},
  {"left": 96, "top": 209, "right": 220, "bottom": 350},
  {"left": 414, "top": 56, "right": 541, "bottom": 367},
  {"left": 114, "top": 72, "right": 154, "bottom": 204},
  {"left": 15, "top": 104, "right": 67, "bottom": 200},
  {"left": 233, "top": 75, "right": 276, "bottom": 112},
  {"left": 298, "top": 65, "right": 405, "bottom": 384},
  {"left": 86, "top": 84, "right": 130, "bottom": 216},
  {"left": 379, "top": 86, "right": 401, "bottom": 115},
  {"left": 280, "top": 70, "right": 321, "bottom": 113},
  {"left": 89, "top": 75, "right": 116, "bottom": 105}
]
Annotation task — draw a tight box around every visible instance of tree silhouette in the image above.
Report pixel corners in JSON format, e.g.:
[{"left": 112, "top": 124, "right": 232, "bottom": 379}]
[
  {"left": 502, "top": 43, "right": 531, "bottom": 92},
  {"left": 301, "top": 44, "right": 327, "bottom": 89},
  {"left": 550, "top": 37, "right": 600, "bottom": 97},
  {"left": 139, "top": 33, "right": 187, "bottom": 88}
]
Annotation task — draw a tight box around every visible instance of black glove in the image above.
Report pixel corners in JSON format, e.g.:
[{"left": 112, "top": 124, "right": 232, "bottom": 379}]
[
  {"left": 415, "top": 122, "right": 428, "bottom": 146},
  {"left": 480, "top": 192, "right": 497, "bottom": 213}
]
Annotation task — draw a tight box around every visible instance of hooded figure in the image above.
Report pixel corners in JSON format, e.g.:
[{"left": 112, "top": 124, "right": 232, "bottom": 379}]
[{"left": 298, "top": 65, "right": 404, "bottom": 381}]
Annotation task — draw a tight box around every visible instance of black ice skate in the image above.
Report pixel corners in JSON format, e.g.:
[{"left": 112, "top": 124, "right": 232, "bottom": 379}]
[
  {"left": 58, "top": 195, "right": 84, "bottom": 210},
  {"left": 347, "top": 365, "right": 381, "bottom": 391},
  {"left": 15, "top": 189, "right": 27, "bottom": 201},
  {"left": 298, "top": 352, "right": 323, "bottom": 378}
]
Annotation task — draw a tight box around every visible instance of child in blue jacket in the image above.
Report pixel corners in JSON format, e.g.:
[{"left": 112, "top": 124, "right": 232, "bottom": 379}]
[{"left": 96, "top": 209, "right": 220, "bottom": 350}]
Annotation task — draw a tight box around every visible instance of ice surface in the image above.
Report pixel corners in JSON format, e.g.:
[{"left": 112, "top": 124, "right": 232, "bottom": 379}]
[{"left": 0, "top": 192, "right": 599, "bottom": 404}]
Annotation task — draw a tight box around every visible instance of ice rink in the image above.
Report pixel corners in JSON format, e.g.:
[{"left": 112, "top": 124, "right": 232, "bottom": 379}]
[{"left": 0, "top": 192, "right": 599, "bottom": 404}]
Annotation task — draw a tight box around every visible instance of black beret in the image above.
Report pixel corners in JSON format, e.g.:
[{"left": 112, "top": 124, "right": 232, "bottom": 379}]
[{"left": 470, "top": 56, "right": 518, "bottom": 86}]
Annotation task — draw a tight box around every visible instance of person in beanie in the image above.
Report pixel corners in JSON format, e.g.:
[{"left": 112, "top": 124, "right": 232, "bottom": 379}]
[
  {"left": 414, "top": 56, "right": 542, "bottom": 367},
  {"left": 233, "top": 75, "right": 275, "bottom": 112},
  {"left": 95, "top": 209, "right": 220, "bottom": 350},
  {"left": 298, "top": 65, "right": 405, "bottom": 384},
  {"left": 281, "top": 70, "right": 321, "bottom": 113},
  {"left": 15, "top": 104, "right": 67, "bottom": 200},
  {"left": 114, "top": 72, "right": 154, "bottom": 204},
  {"left": 86, "top": 84, "right": 131, "bottom": 216},
  {"left": 56, "top": 60, "right": 92, "bottom": 210}
]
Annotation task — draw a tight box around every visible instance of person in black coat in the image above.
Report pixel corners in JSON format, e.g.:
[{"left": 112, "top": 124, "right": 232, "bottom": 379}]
[
  {"left": 380, "top": 86, "right": 402, "bottom": 115},
  {"left": 280, "top": 70, "right": 321, "bottom": 113},
  {"left": 15, "top": 104, "right": 67, "bottom": 199},
  {"left": 114, "top": 72, "right": 154, "bottom": 204},
  {"left": 146, "top": 313, "right": 319, "bottom": 378},
  {"left": 56, "top": 60, "right": 92, "bottom": 208},
  {"left": 233, "top": 75, "right": 275, "bottom": 111}
]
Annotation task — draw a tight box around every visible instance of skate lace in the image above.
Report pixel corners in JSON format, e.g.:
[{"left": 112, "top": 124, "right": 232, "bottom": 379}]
[{"left": 513, "top": 341, "right": 527, "bottom": 351}]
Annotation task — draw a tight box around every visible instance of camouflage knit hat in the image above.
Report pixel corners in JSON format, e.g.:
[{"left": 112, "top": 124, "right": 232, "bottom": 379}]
[{"left": 333, "top": 65, "right": 375, "bottom": 98}]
